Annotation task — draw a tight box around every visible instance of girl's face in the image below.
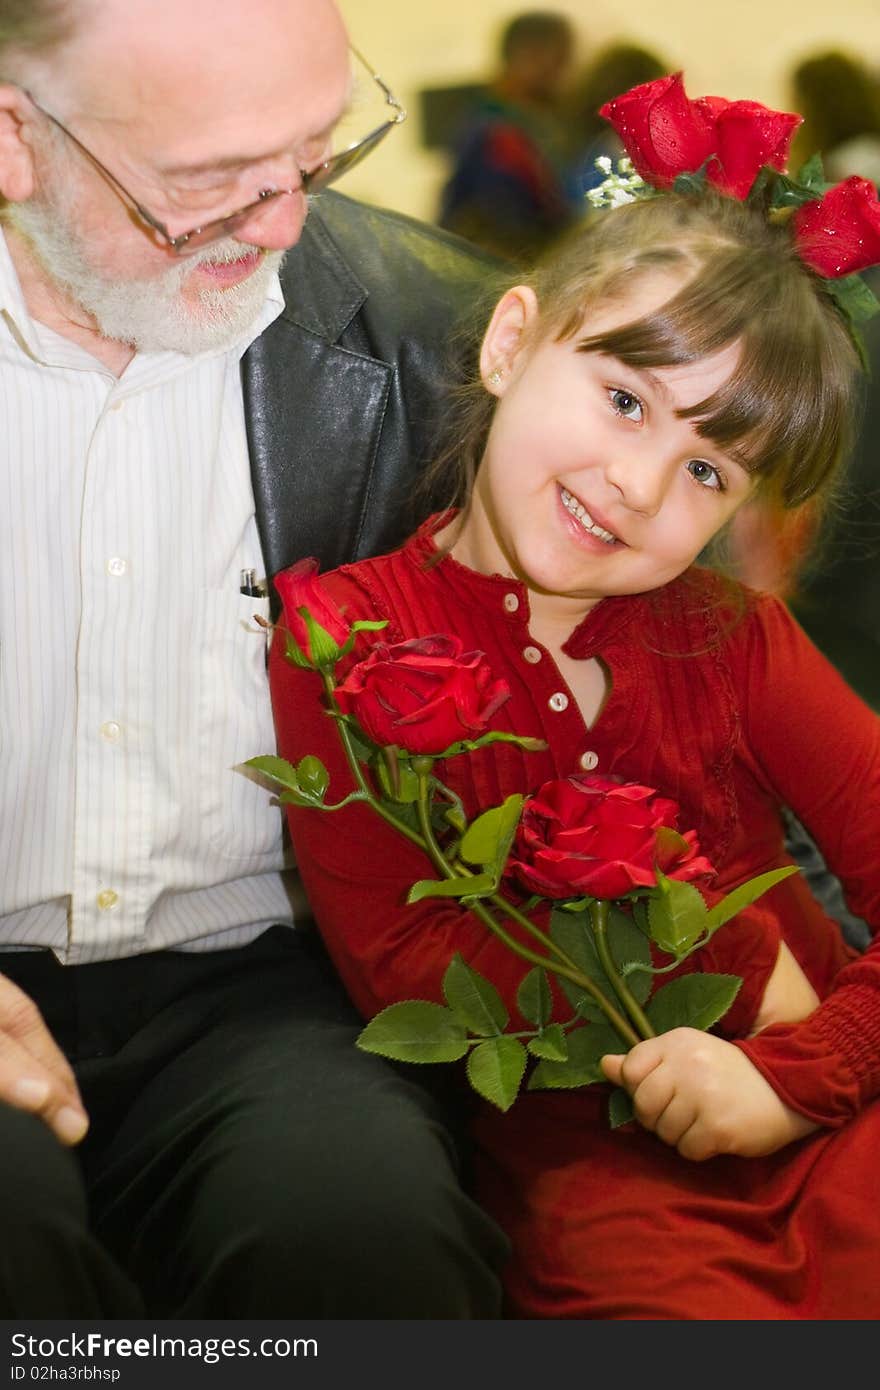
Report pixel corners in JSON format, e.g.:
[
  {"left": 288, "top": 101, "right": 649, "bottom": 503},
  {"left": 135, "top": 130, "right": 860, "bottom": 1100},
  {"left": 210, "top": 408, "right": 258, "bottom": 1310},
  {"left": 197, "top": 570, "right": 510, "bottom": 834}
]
[{"left": 452, "top": 274, "right": 756, "bottom": 622}]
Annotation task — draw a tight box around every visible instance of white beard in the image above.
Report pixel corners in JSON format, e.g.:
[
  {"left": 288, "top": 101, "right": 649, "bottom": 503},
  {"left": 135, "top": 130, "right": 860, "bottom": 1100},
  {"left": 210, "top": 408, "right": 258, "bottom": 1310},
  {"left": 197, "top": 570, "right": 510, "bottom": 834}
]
[{"left": 5, "top": 189, "right": 284, "bottom": 356}]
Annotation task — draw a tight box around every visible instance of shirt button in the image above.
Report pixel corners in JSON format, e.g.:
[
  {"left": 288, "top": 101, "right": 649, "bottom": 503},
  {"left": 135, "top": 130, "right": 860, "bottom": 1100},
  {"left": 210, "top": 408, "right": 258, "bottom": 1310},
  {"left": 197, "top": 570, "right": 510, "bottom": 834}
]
[
  {"left": 100, "top": 721, "right": 122, "bottom": 742},
  {"left": 107, "top": 556, "right": 127, "bottom": 577},
  {"left": 96, "top": 889, "right": 119, "bottom": 912},
  {"left": 522, "top": 646, "right": 542, "bottom": 664},
  {"left": 580, "top": 750, "right": 599, "bottom": 771},
  {"left": 503, "top": 592, "right": 519, "bottom": 613},
  {"left": 548, "top": 692, "right": 569, "bottom": 712}
]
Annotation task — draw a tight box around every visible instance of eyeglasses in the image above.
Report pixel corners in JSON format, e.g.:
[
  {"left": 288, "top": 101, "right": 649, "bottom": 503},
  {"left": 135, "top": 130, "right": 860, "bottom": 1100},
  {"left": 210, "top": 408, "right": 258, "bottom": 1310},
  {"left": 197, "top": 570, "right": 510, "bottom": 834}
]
[{"left": 23, "top": 47, "right": 406, "bottom": 254}]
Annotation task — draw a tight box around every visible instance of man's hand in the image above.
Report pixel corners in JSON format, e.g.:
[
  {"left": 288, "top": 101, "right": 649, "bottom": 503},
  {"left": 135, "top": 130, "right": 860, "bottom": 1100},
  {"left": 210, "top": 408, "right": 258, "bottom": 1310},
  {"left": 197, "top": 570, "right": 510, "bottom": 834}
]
[
  {"left": 600, "top": 1028, "right": 817, "bottom": 1161},
  {"left": 0, "top": 974, "right": 88, "bottom": 1145}
]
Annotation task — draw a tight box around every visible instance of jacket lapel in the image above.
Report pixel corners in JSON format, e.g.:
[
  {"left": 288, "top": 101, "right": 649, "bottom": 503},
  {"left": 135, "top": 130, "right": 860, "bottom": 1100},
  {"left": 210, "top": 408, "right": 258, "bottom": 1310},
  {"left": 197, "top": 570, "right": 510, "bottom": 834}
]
[{"left": 242, "top": 207, "right": 393, "bottom": 582}]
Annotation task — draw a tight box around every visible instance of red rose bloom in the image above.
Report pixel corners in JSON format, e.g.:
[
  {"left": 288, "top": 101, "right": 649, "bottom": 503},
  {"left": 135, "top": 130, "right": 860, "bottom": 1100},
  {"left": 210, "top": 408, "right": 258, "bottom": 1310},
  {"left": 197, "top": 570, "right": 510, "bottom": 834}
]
[
  {"left": 706, "top": 97, "right": 802, "bottom": 199},
  {"left": 599, "top": 73, "right": 715, "bottom": 188},
  {"left": 599, "top": 72, "right": 800, "bottom": 200},
  {"left": 509, "top": 773, "right": 716, "bottom": 900},
  {"left": 793, "top": 175, "right": 880, "bottom": 277},
  {"left": 334, "top": 634, "right": 510, "bottom": 756},
  {"left": 274, "top": 559, "right": 350, "bottom": 664}
]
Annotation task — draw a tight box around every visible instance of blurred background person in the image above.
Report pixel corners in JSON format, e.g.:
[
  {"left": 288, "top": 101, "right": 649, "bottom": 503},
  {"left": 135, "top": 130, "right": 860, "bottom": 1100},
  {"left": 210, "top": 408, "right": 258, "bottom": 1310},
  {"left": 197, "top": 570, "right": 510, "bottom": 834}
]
[
  {"left": 437, "top": 10, "right": 577, "bottom": 262},
  {"left": 789, "top": 48, "right": 880, "bottom": 185},
  {"left": 563, "top": 40, "right": 669, "bottom": 201}
]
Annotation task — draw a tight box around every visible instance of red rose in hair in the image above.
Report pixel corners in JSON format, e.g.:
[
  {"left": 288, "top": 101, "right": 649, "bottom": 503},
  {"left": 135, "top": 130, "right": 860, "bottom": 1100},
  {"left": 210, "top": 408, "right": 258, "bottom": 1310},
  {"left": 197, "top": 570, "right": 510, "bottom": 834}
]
[
  {"left": 705, "top": 97, "right": 802, "bottom": 199},
  {"left": 599, "top": 73, "right": 715, "bottom": 188},
  {"left": 274, "top": 558, "right": 350, "bottom": 664},
  {"left": 793, "top": 176, "right": 880, "bottom": 278},
  {"left": 600, "top": 72, "right": 800, "bottom": 200},
  {"left": 334, "top": 635, "right": 510, "bottom": 756},
  {"left": 509, "top": 773, "right": 715, "bottom": 901}
]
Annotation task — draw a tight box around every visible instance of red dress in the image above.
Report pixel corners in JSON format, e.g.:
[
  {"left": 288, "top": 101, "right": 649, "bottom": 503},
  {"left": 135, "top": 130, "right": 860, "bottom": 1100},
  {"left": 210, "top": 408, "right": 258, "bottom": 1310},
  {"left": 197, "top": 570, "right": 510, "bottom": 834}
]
[{"left": 269, "top": 519, "right": 880, "bottom": 1319}]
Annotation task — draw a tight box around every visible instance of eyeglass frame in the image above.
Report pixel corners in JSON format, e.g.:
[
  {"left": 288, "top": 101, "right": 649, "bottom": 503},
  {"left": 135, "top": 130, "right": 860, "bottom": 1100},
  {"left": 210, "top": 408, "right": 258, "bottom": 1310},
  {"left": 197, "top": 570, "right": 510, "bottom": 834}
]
[{"left": 21, "top": 46, "right": 406, "bottom": 254}]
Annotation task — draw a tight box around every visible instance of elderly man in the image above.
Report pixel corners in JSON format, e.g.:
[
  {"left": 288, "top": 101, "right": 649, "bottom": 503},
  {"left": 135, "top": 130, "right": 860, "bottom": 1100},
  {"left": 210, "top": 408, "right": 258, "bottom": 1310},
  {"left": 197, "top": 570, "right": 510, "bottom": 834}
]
[{"left": 0, "top": 0, "right": 508, "bottom": 1315}]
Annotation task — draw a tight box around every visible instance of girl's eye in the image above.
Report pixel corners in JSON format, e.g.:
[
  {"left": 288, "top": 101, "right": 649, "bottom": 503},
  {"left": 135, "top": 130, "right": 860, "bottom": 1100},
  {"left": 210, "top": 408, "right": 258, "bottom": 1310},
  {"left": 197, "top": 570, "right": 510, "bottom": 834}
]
[
  {"left": 608, "top": 387, "right": 644, "bottom": 422},
  {"left": 687, "top": 458, "right": 724, "bottom": 491}
]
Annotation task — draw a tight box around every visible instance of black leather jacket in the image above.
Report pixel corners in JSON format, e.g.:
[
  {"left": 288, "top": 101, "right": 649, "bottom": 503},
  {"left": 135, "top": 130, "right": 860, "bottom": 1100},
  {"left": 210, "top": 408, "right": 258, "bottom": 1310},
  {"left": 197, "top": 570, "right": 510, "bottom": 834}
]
[{"left": 242, "top": 191, "right": 505, "bottom": 586}]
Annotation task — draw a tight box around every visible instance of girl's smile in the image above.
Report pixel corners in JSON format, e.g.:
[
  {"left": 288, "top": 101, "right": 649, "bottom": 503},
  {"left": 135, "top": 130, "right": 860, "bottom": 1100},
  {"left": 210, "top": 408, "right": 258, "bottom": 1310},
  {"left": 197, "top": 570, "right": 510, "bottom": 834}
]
[{"left": 559, "top": 485, "right": 621, "bottom": 546}]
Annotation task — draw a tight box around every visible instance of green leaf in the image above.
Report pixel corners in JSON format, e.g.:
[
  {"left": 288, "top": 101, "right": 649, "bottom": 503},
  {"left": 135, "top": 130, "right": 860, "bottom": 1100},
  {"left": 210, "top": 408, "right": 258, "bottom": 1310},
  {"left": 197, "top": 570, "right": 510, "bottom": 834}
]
[
  {"left": 795, "top": 152, "right": 826, "bottom": 190},
  {"left": 655, "top": 825, "right": 692, "bottom": 860},
  {"left": 295, "top": 755, "right": 329, "bottom": 801},
  {"left": 703, "top": 865, "right": 800, "bottom": 934},
  {"left": 672, "top": 160, "right": 712, "bottom": 196},
  {"left": 356, "top": 1002, "right": 468, "bottom": 1064},
  {"left": 442, "top": 955, "right": 509, "bottom": 1035},
  {"left": 608, "top": 1087, "right": 634, "bottom": 1129},
  {"left": 374, "top": 749, "right": 421, "bottom": 804},
  {"left": 631, "top": 897, "right": 651, "bottom": 937},
  {"left": 766, "top": 160, "right": 830, "bottom": 210},
  {"left": 549, "top": 907, "right": 605, "bottom": 1019},
  {"left": 243, "top": 754, "right": 302, "bottom": 793},
  {"left": 646, "top": 974, "right": 742, "bottom": 1035},
  {"left": 407, "top": 872, "right": 496, "bottom": 904},
  {"left": 549, "top": 906, "right": 653, "bottom": 1019},
  {"left": 459, "top": 795, "right": 524, "bottom": 878},
  {"left": 349, "top": 618, "right": 389, "bottom": 634},
  {"left": 527, "top": 1023, "right": 568, "bottom": 1062},
  {"left": 528, "top": 1022, "right": 622, "bottom": 1090},
  {"left": 825, "top": 273, "right": 880, "bottom": 328},
  {"left": 467, "top": 1036, "right": 528, "bottom": 1111},
  {"left": 648, "top": 874, "right": 709, "bottom": 957},
  {"left": 244, "top": 754, "right": 330, "bottom": 808},
  {"left": 606, "top": 906, "right": 653, "bottom": 1004},
  {"left": 343, "top": 721, "right": 377, "bottom": 766},
  {"left": 517, "top": 967, "right": 553, "bottom": 1028}
]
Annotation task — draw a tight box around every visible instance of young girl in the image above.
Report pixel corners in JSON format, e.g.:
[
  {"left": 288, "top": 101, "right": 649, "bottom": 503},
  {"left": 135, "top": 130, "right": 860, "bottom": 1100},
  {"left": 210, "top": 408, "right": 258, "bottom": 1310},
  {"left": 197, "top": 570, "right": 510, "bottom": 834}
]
[{"left": 268, "top": 121, "right": 880, "bottom": 1317}]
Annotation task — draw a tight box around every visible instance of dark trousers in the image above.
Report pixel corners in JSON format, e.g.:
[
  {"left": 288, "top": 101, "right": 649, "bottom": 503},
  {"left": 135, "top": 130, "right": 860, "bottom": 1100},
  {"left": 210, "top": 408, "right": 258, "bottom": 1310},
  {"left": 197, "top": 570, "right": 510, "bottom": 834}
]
[{"left": 0, "top": 927, "right": 509, "bottom": 1317}]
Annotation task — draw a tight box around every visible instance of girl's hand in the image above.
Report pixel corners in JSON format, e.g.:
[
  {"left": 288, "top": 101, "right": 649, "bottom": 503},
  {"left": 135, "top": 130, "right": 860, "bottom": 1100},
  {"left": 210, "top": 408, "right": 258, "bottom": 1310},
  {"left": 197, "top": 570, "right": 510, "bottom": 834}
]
[
  {"left": 750, "top": 940, "right": 819, "bottom": 1035},
  {"left": 600, "top": 1029, "right": 818, "bottom": 1161}
]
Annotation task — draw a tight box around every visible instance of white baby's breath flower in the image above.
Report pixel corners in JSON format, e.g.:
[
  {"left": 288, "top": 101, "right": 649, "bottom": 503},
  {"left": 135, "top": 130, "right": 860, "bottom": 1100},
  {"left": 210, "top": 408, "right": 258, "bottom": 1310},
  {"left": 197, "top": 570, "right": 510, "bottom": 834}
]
[{"left": 584, "top": 157, "right": 650, "bottom": 211}]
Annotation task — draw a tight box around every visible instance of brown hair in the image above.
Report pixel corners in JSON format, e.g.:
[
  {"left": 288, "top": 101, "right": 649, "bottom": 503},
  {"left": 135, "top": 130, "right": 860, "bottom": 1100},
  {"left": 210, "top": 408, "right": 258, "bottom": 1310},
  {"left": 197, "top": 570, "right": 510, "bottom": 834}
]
[{"left": 422, "top": 189, "right": 862, "bottom": 527}]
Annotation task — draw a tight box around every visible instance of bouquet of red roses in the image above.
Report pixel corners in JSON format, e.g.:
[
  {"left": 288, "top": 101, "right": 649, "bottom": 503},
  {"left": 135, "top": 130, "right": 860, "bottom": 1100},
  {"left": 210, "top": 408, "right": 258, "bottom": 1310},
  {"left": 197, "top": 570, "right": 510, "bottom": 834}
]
[{"left": 248, "top": 563, "right": 796, "bottom": 1121}]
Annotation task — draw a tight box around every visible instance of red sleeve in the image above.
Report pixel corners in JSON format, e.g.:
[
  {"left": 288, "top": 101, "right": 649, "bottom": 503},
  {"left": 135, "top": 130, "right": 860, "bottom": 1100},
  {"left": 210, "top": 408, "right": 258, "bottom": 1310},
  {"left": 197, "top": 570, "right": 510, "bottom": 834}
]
[
  {"left": 268, "top": 577, "right": 564, "bottom": 1024},
  {"left": 732, "top": 596, "right": 880, "bottom": 1123}
]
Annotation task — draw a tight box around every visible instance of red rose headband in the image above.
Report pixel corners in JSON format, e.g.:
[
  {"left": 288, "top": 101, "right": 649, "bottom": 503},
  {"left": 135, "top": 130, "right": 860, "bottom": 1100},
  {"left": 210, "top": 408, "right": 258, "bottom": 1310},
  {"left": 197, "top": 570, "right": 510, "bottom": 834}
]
[{"left": 592, "top": 72, "right": 880, "bottom": 351}]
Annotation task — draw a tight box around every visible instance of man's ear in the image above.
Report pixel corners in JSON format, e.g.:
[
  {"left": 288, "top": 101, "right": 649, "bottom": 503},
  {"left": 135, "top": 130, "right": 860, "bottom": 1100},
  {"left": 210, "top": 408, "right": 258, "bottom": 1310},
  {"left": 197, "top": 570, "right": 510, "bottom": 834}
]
[
  {"left": 0, "top": 85, "right": 37, "bottom": 202},
  {"left": 479, "top": 285, "right": 539, "bottom": 395}
]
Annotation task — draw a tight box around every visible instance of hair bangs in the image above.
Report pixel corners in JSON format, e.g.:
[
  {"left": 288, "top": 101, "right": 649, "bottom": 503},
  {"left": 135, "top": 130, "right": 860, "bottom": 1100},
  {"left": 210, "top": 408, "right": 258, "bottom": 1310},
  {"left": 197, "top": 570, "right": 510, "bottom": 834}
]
[{"left": 571, "top": 243, "right": 860, "bottom": 503}]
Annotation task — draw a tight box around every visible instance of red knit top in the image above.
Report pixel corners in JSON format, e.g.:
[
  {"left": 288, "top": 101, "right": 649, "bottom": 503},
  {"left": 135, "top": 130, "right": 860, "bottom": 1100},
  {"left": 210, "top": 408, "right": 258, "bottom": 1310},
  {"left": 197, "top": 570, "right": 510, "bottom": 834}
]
[{"left": 269, "top": 518, "right": 880, "bottom": 1129}]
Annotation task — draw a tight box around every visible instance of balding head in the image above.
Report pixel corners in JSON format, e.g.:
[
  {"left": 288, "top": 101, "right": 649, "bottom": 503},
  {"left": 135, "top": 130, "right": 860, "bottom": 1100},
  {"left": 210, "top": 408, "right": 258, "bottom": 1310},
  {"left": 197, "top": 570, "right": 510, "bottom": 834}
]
[{"left": 7, "top": 0, "right": 349, "bottom": 118}]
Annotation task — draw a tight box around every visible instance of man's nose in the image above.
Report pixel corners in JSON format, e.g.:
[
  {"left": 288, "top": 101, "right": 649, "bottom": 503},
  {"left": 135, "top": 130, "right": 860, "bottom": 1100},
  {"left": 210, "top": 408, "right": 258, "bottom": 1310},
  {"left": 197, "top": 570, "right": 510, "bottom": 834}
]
[{"left": 233, "top": 188, "right": 308, "bottom": 251}]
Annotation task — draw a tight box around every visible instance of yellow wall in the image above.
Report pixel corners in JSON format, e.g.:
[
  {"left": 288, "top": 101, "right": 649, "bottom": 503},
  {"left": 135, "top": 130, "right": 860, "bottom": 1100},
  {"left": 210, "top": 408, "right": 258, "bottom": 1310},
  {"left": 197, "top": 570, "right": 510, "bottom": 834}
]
[{"left": 335, "top": 0, "right": 880, "bottom": 223}]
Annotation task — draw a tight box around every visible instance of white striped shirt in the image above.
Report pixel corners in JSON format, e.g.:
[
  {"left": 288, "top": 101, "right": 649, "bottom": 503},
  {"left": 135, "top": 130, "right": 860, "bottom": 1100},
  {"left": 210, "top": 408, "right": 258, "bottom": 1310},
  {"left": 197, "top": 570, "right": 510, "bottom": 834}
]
[{"left": 0, "top": 229, "right": 297, "bottom": 964}]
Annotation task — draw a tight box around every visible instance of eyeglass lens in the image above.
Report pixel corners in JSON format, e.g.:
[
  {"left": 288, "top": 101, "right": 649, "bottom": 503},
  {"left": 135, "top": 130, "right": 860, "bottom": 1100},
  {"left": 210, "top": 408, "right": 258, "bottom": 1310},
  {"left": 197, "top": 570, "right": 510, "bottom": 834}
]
[{"left": 175, "top": 121, "right": 397, "bottom": 250}]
